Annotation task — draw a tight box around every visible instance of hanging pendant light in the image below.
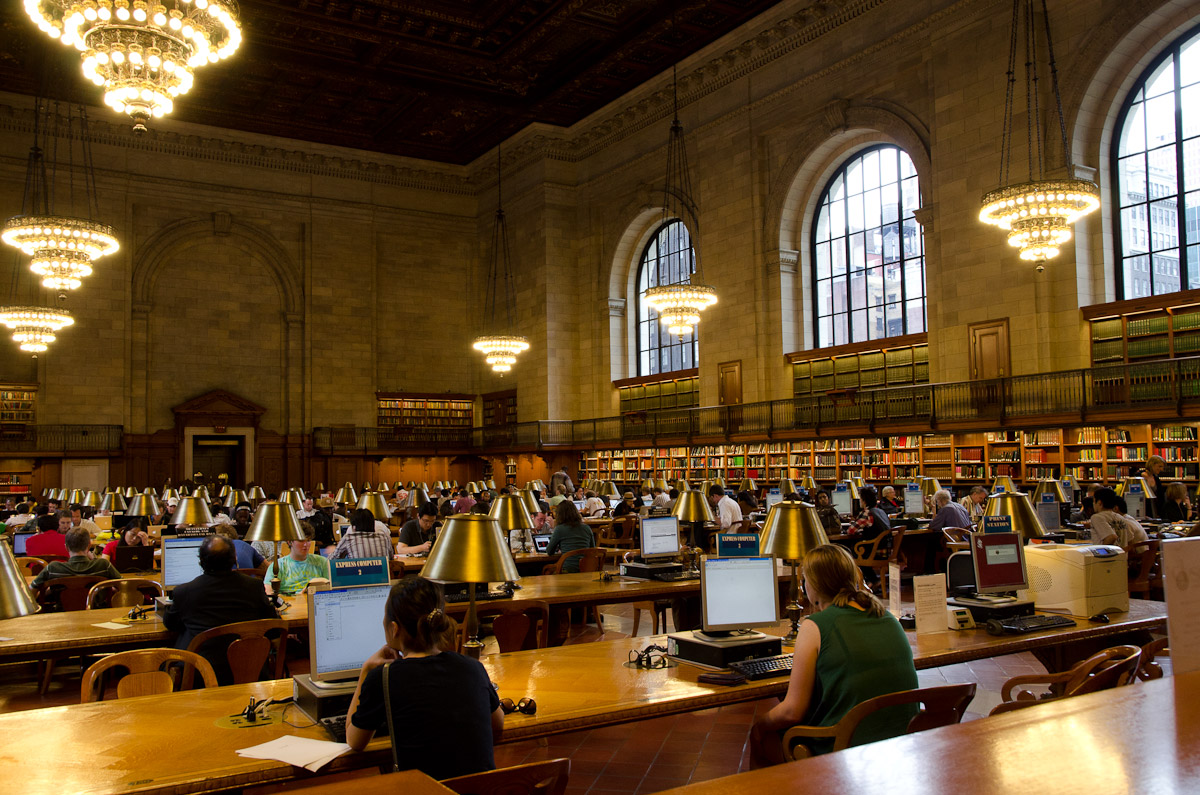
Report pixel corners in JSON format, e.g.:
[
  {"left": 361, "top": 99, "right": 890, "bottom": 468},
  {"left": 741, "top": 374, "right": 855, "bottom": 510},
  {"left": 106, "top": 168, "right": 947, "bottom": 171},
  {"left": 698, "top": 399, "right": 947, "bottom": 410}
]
[
  {"left": 642, "top": 64, "right": 717, "bottom": 337},
  {"left": 0, "top": 307, "right": 74, "bottom": 352},
  {"left": 472, "top": 146, "right": 530, "bottom": 374},
  {"left": 978, "top": 0, "right": 1099, "bottom": 268}
]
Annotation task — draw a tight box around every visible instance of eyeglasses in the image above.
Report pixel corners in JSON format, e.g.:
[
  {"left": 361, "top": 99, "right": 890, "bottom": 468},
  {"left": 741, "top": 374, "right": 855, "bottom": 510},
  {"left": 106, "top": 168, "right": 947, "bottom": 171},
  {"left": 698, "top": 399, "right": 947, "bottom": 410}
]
[
  {"left": 499, "top": 696, "right": 537, "bottom": 715},
  {"left": 628, "top": 644, "right": 669, "bottom": 669}
]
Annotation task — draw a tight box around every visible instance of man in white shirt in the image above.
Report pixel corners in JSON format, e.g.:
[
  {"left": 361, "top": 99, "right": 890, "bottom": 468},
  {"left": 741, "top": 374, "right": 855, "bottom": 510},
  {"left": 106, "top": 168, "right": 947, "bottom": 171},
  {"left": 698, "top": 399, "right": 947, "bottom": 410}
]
[
  {"left": 652, "top": 488, "right": 671, "bottom": 509},
  {"left": 583, "top": 490, "right": 607, "bottom": 517},
  {"left": 70, "top": 504, "right": 102, "bottom": 536},
  {"left": 296, "top": 496, "right": 317, "bottom": 519},
  {"left": 1089, "top": 488, "right": 1149, "bottom": 547},
  {"left": 707, "top": 484, "right": 743, "bottom": 531}
]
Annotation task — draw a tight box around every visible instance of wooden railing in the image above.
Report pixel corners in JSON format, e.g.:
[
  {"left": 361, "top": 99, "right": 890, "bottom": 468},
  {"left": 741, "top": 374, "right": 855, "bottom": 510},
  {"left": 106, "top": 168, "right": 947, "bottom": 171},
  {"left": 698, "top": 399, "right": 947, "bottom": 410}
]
[{"left": 0, "top": 425, "right": 123, "bottom": 453}]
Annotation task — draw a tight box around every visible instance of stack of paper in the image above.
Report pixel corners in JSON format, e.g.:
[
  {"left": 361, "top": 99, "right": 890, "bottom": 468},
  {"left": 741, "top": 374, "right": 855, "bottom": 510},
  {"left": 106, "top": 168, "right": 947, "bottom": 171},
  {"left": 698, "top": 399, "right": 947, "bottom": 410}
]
[{"left": 236, "top": 736, "right": 351, "bottom": 772}]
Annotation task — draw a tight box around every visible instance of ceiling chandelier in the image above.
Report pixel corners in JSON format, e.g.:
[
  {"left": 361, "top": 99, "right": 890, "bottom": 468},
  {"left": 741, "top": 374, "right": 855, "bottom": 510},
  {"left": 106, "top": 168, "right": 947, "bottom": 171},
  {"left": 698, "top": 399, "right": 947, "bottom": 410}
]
[
  {"left": 23, "top": 0, "right": 242, "bottom": 132},
  {"left": 0, "top": 307, "right": 74, "bottom": 353},
  {"left": 978, "top": 0, "right": 1099, "bottom": 267},
  {"left": 642, "top": 64, "right": 716, "bottom": 336},
  {"left": 473, "top": 147, "right": 530, "bottom": 374}
]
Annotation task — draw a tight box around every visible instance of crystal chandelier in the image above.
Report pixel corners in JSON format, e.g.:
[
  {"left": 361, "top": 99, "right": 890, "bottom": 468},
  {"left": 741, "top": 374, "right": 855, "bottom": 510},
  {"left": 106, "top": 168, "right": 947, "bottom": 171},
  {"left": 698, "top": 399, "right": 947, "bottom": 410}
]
[
  {"left": 642, "top": 65, "right": 717, "bottom": 336},
  {"left": 978, "top": 0, "right": 1099, "bottom": 267},
  {"left": 23, "top": 0, "right": 242, "bottom": 132},
  {"left": 473, "top": 147, "right": 530, "bottom": 374},
  {"left": 0, "top": 307, "right": 74, "bottom": 352}
]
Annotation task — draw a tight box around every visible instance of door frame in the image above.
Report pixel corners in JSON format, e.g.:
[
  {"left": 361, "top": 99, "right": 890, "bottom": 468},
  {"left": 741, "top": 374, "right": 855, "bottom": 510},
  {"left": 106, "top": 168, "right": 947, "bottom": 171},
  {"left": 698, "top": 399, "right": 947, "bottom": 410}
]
[
  {"left": 717, "top": 360, "right": 743, "bottom": 406},
  {"left": 967, "top": 318, "right": 1011, "bottom": 380}
]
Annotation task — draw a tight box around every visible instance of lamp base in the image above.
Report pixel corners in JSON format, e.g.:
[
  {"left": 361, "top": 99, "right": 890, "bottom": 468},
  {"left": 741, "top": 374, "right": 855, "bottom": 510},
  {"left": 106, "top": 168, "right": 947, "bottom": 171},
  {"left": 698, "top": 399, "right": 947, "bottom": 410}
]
[
  {"left": 782, "top": 601, "right": 803, "bottom": 645},
  {"left": 463, "top": 639, "right": 484, "bottom": 660}
]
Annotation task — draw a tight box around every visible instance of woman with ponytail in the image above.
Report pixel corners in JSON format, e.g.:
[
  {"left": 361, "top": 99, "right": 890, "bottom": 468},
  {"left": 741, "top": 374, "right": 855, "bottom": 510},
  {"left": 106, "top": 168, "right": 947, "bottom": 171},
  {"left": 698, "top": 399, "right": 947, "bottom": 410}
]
[
  {"left": 750, "top": 544, "right": 917, "bottom": 765},
  {"left": 345, "top": 577, "right": 504, "bottom": 778}
]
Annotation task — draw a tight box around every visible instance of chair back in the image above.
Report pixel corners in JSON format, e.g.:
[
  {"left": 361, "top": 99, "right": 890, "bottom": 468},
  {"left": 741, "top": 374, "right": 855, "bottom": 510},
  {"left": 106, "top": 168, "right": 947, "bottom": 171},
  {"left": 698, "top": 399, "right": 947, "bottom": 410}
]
[
  {"left": 14, "top": 556, "right": 47, "bottom": 576},
  {"left": 442, "top": 757, "right": 570, "bottom": 795},
  {"left": 86, "top": 578, "right": 165, "bottom": 609},
  {"left": 1067, "top": 644, "right": 1142, "bottom": 696},
  {"left": 551, "top": 547, "right": 606, "bottom": 574},
  {"left": 465, "top": 600, "right": 551, "bottom": 653},
  {"left": 81, "top": 648, "right": 218, "bottom": 702},
  {"left": 185, "top": 618, "right": 289, "bottom": 685},
  {"left": 36, "top": 575, "right": 108, "bottom": 612},
  {"left": 1125, "top": 539, "right": 1160, "bottom": 598},
  {"left": 1137, "top": 637, "right": 1170, "bottom": 682},
  {"left": 388, "top": 558, "right": 406, "bottom": 580}
]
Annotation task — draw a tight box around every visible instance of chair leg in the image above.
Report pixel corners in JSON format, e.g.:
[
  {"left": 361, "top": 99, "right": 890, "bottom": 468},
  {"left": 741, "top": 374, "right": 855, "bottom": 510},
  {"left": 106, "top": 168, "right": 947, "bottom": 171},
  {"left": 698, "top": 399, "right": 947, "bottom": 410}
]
[
  {"left": 592, "top": 608, "right": 604, "bottom": 633},
  {"left": 651, "top": 609, "right": 659, "bottom": 635},
  {"left": 39, "top": 657, "right": 56, "bottom": 694},
  {"left": 632, "top": 609, "right": 642, "bottom": 637}
]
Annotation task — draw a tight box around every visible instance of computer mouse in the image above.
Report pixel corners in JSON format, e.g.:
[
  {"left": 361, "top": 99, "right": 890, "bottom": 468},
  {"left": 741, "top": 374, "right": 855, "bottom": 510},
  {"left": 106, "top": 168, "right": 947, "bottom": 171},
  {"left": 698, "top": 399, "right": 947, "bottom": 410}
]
[{"left": 1088, "top": 613, "right": 1110, "bottom": 624}]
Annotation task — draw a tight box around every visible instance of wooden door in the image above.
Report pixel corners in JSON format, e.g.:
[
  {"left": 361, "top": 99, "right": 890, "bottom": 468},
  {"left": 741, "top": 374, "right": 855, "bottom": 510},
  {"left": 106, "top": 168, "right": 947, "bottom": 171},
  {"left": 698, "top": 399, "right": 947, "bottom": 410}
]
[
  {"left": 968, "top": 319, "right": 1010, "bottom": 413},
  {"left": 718, "top": 360, "right": 743, "bottom": 433}
]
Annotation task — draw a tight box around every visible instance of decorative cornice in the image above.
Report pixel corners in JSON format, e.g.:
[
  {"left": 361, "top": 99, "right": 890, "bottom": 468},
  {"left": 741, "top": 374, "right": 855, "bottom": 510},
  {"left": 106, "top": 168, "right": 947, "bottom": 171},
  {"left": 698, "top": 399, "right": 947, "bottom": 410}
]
[
  {"left": 767, "top": 249, "right": 800, "bottom": 274},
  {"left": 606, "top": 298, "right": 627, "bottom": 318}
]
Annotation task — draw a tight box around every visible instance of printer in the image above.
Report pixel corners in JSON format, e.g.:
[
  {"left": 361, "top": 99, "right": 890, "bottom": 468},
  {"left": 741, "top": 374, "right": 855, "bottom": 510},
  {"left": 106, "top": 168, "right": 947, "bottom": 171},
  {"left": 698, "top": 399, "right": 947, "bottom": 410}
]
[{"left": 1023, "top": 543, "right": 1129, "bottom": 616}]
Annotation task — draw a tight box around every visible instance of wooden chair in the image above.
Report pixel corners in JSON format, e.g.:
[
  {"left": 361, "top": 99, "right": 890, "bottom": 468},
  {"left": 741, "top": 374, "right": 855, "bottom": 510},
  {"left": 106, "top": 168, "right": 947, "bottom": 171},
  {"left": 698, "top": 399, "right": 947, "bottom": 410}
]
[
  {"left": 35, "top": 575, "right": 108, "bottom": 612},
  {"left": 13, "top": 556, "right": 47, "bottom": 576},
  {"left": 1136, "top": 637, "right": 1170, "bottom": 682},
  {"left": 782, "top": 683, "right": 976, "bottom": 760},
  {"left": 1125, "top": 539, "right": 1161, "bottom": 599},
  {"left": 86, "top": 578, "right": 165, "bottom": 609},
  {"left": 852, "top": 526, "right": 907, "bottom": 597},
  {"left": 80, "top": 648, "right": 218, "bottom": 702},
  {"left": 936, "top": 527, "right": 972, "bottom": 572},
  {"left": 988, "top": 644, "right": 1142, "bottom": 716},
  {"left": 631, "top": 600, "right": 670, "bottom": 636},
  {"left": 604, "top": 516, "right": 639, "bottom": 550},
  {"left": 185, "top": 618, "right": 290, "bottom": 685},
  {"left": 542, "top": 548, "right": 606, "bottom": 630},
  {"left": 464, "top": 600, "right": 550, "bottom": 653},
  {"left": 442, "top": 757, "right": 570, "bottom": 795}
]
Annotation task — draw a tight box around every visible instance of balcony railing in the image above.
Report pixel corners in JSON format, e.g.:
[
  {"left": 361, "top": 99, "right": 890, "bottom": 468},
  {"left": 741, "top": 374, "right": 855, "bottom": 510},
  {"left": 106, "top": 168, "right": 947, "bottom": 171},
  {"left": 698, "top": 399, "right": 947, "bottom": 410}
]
[
  {"left": 0, "top": 425, "right": 123, "bottom": 453},
  {"left": 312, "top": 356, "right": 1200, "bottom": 454}
]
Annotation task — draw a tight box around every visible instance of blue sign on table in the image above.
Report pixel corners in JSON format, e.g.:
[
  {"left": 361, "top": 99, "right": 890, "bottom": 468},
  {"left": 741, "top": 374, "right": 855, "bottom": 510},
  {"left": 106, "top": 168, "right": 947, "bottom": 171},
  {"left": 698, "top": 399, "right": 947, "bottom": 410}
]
[
  {"left": 716, "top": 534, "right": 760, "bottom": 556},
  {"left": 330, "top": 557, "right": 389, "bottom": 588},
  {"left": 980, "top": 515, "right": 1013, "bottom": 534}
]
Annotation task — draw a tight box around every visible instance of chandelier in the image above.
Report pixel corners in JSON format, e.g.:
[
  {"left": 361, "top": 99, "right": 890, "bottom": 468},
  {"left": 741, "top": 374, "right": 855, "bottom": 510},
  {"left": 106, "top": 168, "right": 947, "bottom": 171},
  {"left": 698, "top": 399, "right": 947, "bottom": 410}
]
[
  {"left": 473, "top": 147, "right": 530, "bottom": 374},
  {"left": 978, "top": 0, "right": 1099, "bottom": 266},
  {"left": 642, "top": 65, "right": 716, "bottom": 336},
  {"left": 24, "top": 0, "right": 242, "bottom": 132},
  {"left": 0, "top": 307, "right": 74, "bottom": 353}
]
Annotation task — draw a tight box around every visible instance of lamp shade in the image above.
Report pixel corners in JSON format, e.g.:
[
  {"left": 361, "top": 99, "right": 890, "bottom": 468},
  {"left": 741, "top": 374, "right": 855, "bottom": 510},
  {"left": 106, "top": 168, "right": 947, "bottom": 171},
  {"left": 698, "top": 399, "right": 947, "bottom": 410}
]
[
  {"left": 799, "top": 475, "right": 818, "bottom": 491},
  {"left": 920, "top": 477, "right": 943, "bottom": 498},
  {"left": 219, "top": 485, "right": 231, "bottom": 497},
  {"left": 224, "top": 489, "right": 249, "bottom": 509},
  {"left": 484, "top": 480, "right": 496, "bottom": 491},
  {"left": 0, "top": 541, "right": 39, "bottom": 619},
  {"left": 760, "top": 502, "right": 829, "bottom": 561},
  {"left": 81, "top": 490, "right": 102, "bottom": 508},
  {"left": 520, "top": 488, "right": 540, "bottom": 515},
  {"left": 983, "top": 491, "right": 1047, "bottom": 540},
  {"left": 654, "top": 479, "right": 669, "bottom": 492},
  {"left": 434, "top": 481, "right": 446, "bottom": 491},
  {"left": 245, "top": 501, "right": 305, "bottom": 544},
  {"left": 991, "top": 475, "right": 1017, "bottom": 494},
  {"left": 362, "top": 482, "right": 373, "bottom": 493},
  {"left": 1032, "top": 479, "right": 1070, "bottom": 503},
  {"left": 672, "top": 490, "right": 715, "bottom": 523},
  {"left": 191, "top": 485, "right": 210, "bottom": 501},
  {"left": 248, "top": 486, "right": 267, "bottom": 501},
  {"left": 123, "top": 486, "right": 138, "bottom": 498},
  {"left": 779, "top": 479, "right": 798, "bottom": 497},
  {"left": 419, "top": 482, "right": 431, "bottom": 492},
  {"left": 160, "top": 488, "right": 179, "bottom": 502},
  {"left": 357, "top": 492, "right": 393, "bottom": 521},
  {"left": 316, "top": 482, "right": 326, "bottom": 492},
  {"left": 280, "top": 490, "right": 304, "bottom": 512},
  {"left": 99, "top": 492, "right": 127, "bottom": 513},
  {"left": 423, "top": 514, "right": 519, "bottom": 584},
  {"left": 55, "top": 488, "right": 69, "bottom": 501},
  {"left": 125, "top": 494, "right": 161, "bottom": 517},
  {"left": 1061, "top": 474, "right": 1079, "bottom": 492},
  {"left": 145, "top": 487, "right": 159, "bottom": 496},
  {"left": 378, "top": 482, "right": 391, "bottom": 493},
  {"left": 843, "top": 480, "right": 862, "bottom": 500},
  {"left": 170, "top": 496, "right": 214, "bottom": 527},
  {"left": 641, "top": 478, "right": 655, "bottom": 492},
  {"left": 739, "top": 478, "right": 757, "bottom": 492},
  {"left": 402, "top": 488, "right": 430, "bottom": 510},
  {"left": 490, "top": 493, "right": 534, "bottom": 532},
  {"left": 601, "top": 482, "right": 621, "bottom": 499},
  {"left": 1116, "top": 476, "right": 1157, "bottom": 500},
  {"left": 675, "top": 480, "right": 691, "bottom": 492},
  {"left": 713, "top": 478, "right": 726, "bottom": 488},
  {"left": 406, "top": 481, "right": 416, "bottom": 489},
  {"left": 67, "top": 488, "right": 85, "bottom": 505}
]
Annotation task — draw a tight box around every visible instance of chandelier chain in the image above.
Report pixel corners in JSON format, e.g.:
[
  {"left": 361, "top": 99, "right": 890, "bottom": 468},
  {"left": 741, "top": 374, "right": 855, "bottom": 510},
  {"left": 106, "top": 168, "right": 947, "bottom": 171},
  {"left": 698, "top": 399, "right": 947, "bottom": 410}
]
[{"left": 1039, "top": 0, "right": 1073, "bottom": 174}]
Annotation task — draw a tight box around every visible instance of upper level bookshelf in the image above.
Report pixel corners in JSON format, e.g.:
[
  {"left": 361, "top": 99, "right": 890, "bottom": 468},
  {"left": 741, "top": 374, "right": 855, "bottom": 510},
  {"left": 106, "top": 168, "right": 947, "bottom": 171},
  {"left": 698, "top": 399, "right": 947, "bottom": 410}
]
[
  {"left": 615, "top": 370, "right": 699, "bottom": 414},
  {"left": 1083, "top": 291, "right": 1200, "bottom": 364},
  {"left": 482, "top": 390, "right": 517, "bottom": 427},
  {"left": 0, "top": 385, "right": 36, "bottom": 424},
  {"left": 787, "top": 336, "right": 928, "bottom": 397},
  {"left": 376, "top": 392, "right": 474, "bottom": 429}
]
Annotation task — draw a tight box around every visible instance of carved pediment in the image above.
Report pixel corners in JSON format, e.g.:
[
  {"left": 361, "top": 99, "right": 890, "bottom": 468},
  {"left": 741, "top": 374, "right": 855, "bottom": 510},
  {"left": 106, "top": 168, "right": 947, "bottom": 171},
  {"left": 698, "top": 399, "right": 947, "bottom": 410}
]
[{"left": 172, "top": 389, "right": 266, "bottom": 427}]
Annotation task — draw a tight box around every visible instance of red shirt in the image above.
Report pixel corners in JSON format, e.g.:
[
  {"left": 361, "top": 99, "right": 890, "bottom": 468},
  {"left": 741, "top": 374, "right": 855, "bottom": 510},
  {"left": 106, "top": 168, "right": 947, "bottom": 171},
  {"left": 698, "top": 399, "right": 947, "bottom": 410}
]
[{"left": 25, "top": 531, "right": 68, "bottom": 558}]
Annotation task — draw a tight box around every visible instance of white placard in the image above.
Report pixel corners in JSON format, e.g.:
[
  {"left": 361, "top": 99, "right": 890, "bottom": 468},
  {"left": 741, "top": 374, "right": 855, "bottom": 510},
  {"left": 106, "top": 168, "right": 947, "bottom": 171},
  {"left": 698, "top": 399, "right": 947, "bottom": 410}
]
[
  {"left": 913, "top": 573, "right": 948, "bottom": 635},
  {"left": 903, "top": 483, "right": 924, "bottom": 515},
  {"left": 1163, "top": 537, "right": 1200, "bottom": 675},
  {"left": 832, "top": 483, "right": 852, "bottom": 515},
  {"left": 889, "top": 562, "right": 903, "bottom": 617}
]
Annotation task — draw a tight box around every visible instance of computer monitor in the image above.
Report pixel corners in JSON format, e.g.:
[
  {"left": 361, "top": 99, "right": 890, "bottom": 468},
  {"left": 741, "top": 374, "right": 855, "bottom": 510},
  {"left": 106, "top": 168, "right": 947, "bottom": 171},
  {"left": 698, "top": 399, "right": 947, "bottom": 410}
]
[
  {"left": 12, "top": 533, "right": 30, "bottom": 556},
  {"left": 162, "top": 537, "right": 206, "bottom": 589},
  {"left": 764, "top": 491, "right": 783, "bottom": 511},
  {"left": 640, "top": 515, "right": 680, "bottom": 561},
  {"left": 532, "top": 533, "right": 552, "bottom": 554},
  {"left": 970, "top": 531, "right": 1028, "bottom": 595},
  {"left": 307, "top": 583, "right": 392, "bottom": 685},
  {"left": 641, "top": 496, "right": 653, "bottom": 506},
  {"left": 573, "top": 499, "right": 586, "bottom": 511},
  {"left": 698, "top": 556, "right": 779, "bottom": 640}
]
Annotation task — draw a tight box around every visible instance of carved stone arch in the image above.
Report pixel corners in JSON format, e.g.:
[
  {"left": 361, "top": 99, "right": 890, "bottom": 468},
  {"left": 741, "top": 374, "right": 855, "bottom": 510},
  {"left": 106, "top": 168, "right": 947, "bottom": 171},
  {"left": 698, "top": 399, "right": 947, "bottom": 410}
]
[
  {"left": 132, "top": 214, "right": 303, "bottom": 313},
  {"left": 607, "top": 201, "right": 665, "bottom": 382}
]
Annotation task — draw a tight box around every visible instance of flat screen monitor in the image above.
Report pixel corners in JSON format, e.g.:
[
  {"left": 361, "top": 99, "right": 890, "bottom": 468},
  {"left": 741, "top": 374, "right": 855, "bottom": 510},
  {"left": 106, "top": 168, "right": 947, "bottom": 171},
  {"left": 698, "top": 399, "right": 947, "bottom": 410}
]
[
  {"left": 641, "top": 496, "right": 653, "bottom": 506},
  {"left": 699, "top": 556, "right": 779, "bottom": 638},
  {"left": 12, "top": 533, "right": 30, "bottom": 555},
  {"left": 970, "top": 531, "right": 1028, "bottom": 595},
  {"left": 307, "top": 584, "right": 392, "bottom": 684},
  {"left": 641, "top": 515, "right": 680, "bottom": 561},
  {"left": 162, "top": 537, "right": 206, "bottom": 589},
  {"left": 764, "top": 491, "right": 783, "bottom": 511},
  {"left": 573, "top": 500, "right": 586, "bottom": 511}
]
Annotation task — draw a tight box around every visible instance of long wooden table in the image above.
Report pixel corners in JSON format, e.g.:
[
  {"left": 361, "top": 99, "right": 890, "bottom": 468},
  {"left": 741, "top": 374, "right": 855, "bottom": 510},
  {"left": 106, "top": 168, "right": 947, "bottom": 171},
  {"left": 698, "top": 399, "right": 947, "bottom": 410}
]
[
  {"left": 0, "top": 603, "right": 1168, "bottom": 794},
  {"left": 655, "top": 670, "right": 1200, "bottom": 795}
]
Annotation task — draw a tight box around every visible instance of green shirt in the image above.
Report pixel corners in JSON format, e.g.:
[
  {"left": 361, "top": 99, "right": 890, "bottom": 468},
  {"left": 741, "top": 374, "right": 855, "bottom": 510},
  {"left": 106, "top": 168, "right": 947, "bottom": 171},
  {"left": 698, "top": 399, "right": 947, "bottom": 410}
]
[
  {"left": 803, "top": 604, "right": 918, "bottom": 754},
  {"left": 265, "top": 554, "right": 331, "bottom": 594},
  {"left": 546, "top": 522, "right": 595, "bottom": 572}
]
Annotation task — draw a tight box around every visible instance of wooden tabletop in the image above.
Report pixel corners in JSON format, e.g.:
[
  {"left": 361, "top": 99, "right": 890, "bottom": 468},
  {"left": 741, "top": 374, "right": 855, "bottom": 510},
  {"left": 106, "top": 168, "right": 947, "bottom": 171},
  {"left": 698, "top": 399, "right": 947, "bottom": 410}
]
[
  {"left": 283, "top": 769, "right": 454, "bottom": 795},
  {"left": 655, "top": 671, "right": 1200, "bottom": 795}
]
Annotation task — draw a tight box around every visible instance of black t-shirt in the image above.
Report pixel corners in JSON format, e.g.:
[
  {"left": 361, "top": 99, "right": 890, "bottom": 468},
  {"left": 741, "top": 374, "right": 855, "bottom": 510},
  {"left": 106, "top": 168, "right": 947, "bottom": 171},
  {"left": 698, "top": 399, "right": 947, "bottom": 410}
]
[
  {"left": 350, "top": 652, "right": 500, "bottom": 780},
  {"left": 398, "top": 519, "right": 433, "bottom": 547}
]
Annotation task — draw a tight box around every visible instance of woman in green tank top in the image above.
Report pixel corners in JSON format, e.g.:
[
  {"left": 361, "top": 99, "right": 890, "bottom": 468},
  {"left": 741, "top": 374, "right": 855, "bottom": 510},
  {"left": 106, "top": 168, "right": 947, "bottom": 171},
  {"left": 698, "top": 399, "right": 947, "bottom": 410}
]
[{"left": 750, "top": 544, "right": 918, "bottom": 765}]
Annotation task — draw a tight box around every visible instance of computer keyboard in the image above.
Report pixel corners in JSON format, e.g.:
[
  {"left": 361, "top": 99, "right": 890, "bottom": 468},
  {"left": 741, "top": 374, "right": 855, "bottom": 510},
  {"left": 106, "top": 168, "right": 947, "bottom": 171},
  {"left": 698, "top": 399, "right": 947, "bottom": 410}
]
[
  {"left": 997, "top": 614, "right": 1077, "bottom": 633},
  {"left": 652, "top": 570, "right": 700, "bottom": 582},
  {"left": 727, "top": 654, "right": 794, "bottom": 681},
  {"left": 443, "top": 590, "right": 515, "bottom": 604},
  {"left": 319, "top": 714, "right": 347, "bottom": 743}
]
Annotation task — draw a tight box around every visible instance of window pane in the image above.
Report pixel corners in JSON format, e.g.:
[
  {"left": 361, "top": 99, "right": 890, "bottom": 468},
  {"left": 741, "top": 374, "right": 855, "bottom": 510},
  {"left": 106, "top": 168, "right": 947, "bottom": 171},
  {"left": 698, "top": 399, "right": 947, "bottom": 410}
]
[
  {"left": 1146, "top": 94, "right": 1177, "bottom": 146},
  {"left": 906, "top": 299, "right": 925, "bottom": 333},
  {"left": 816, "top": 241, "right": 831, "bottom": 280},
  {"left": 1119, "top": 155, "right": 1148, "bottom": 205},
  {"left": 866, "top": 303, "right": 884, "bottom": 340},
  {"left": 1145, "top": 58, "right": 1176, "bottom": 99},
  {"left": 1153, "top": 197, "right": 1179, "bottom": 250},
  {"left": 1156, "top": 250, "right": 1181, "bottom": 292},
  {"left": 818, "top": 316, "right": 832, "bottom": 347},
  {"left": 635, "top": 220, "right": 698, "bottom": 376},
  {"left": 1186, "top": 139, "right": 1200, "bottom": 193}
]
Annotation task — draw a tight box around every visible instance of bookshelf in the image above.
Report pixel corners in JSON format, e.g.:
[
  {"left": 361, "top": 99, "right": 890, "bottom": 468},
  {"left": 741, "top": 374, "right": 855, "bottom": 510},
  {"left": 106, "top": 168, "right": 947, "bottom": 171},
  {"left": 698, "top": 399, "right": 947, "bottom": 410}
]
[
  {"left": 482, "top": 390, "right": 517, "bottom": 426},
  {"left": 790, "top": 340, "right": 928, "bottom": 398},
  {"left": 0, "top": 385, "right": 36, "bottom": 424},
  {"left": 616, "top": 372, "right": 699, "bottom": 414},
  {"left": 0, "top": 459, "right": 33, "bottom": 500},
  {"left": 1084, "top": 295, "right": 1200, "bottom": 364},
  {"left": 376, "top": 392, "right": 474, "bottom": 429}
]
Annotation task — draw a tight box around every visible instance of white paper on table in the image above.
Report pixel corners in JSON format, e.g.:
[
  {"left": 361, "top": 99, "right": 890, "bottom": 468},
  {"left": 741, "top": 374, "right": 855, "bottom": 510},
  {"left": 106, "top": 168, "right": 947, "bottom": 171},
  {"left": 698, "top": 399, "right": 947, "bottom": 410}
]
[
  {"left": 0, "top": 636, "right": 13, "bottom": 641},
  {"left": 888, "top": 562, "right": 902, "bottom": 617},
  {"left": 1162, "top": 537, "right": 1200, "bottom": 675},
  {"left": 91, "top": 622, "right": 132, "bottom": 630},
  {"left": 913, "top": 573, "right": 948, "bottom": 635},
  {"left": 236, "top": 736, "right": 352, "bottom": 773}
]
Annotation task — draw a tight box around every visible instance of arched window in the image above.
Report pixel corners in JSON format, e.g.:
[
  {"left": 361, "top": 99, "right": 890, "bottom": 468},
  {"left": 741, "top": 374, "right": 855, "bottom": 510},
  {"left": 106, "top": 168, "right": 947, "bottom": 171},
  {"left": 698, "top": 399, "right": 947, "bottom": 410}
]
[
  {"left": 1113, "top": 27, "right": 1200, "bottom": 299},
  {"left": 812, "top": 145, "right": 925, "bottom": 347},
  {"left": 636, "top": 220, "right": 697, "bottom": 375}
]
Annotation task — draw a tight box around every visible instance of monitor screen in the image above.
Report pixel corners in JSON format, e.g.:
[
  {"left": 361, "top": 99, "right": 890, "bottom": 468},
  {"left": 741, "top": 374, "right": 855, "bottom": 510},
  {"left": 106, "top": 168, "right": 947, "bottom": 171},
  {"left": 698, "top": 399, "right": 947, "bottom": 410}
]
[
  {"left": 307, "top": 584, "right": 392, "bottom": 683},
  {"left": 532, "top": 533, "right": 551, "bottom": 554},
  {"left": 641, "top": 496, "right": 653, "bottom": 506},
  {"left": 971, "top": 531, "right": 1028, "bottom": 594},
  {"left": 13, "top": 533, "right": 29, "bottom": 555},
  {"left": 162, "top": 537, "right": 206, "bottom": 588},
  {"left": 641, "top": 515, "right": 680, "bottom": 560},
  {"left": 764, "top": 492, "right": 783, "bottom": 511},
  {"left": 573, "top": 500, "right": 586, "bottom": 511},
  {"left": 700, "top": 556, "right": 779, "bottom": 634}
]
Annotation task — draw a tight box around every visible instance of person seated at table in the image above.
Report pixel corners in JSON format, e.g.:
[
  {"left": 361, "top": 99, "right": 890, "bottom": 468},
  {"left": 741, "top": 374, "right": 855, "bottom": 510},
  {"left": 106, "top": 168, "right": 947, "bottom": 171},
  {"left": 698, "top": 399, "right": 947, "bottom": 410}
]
[
  {"left": 651, "top": 487, "right": 670, "bottom": 509},
  {"left": 212, "top": 524, "right": 266, "bottom": 571},
  {"left": 25, "top": 513, "right": 70, "bottom": 558},
  {"left": 877, "top": 486, "right": 903, "bottom": 515},
  {"left": 612, "top": 491, "right": 639, "bottom": 518},
  {"left": 707, "top": 484, "right": 743, "bottom": 530},
  {"left": 582, "top": 490, "right": 607, "bottom": 517},
  {"left": 546, "top": 501, "right": 596, "bottom": 572},
  {"left": 812, "top": 489, "right": 841, "bottom": 534},
  {"left": 959, "top": 485, "right": 988, "bottom": 522},
  {"left": 230, "top": 501, "right": 254, "bottom": 539},
  {"left": 263, "top": 521, "right": 330, "bottom": 595},
  {"left": 1088, "top": 488, "right": 1148, "bottom": 548},
  {"left": 928, "top": 489, "right": 972, "bottom": 533},
  {"left": 396, "top": 503, "right": 437, "bottom": 556},
  {"left": 346, "top": 577, "right": 503, "bottom": 779},
  {"left": 334, "top": 508, "right": 395, "bottom": 560},
  {"left": 750, "top": 544, "right": 917, "bottom": 764},
  {"left": 453, "top": 489, "right": 475, "bottom": 514},
  {"left": 533, "top": 500, "right": 555, "bottom": 532},
  {"left": 101, "top": 516, "right": 152, "bottom": 559},
  {"left": 1161, "top": 482, "right": 1193, "bottom": 523},
  {"left": 548, "top": 484, "right": 569, "bottom": 508},
  {"left": 664, "top": 488, "right": 680, "bottom": 512},
  {"left": 29, "top": 526, "right": 122, "bottom": 589},
  {"left": 737, "top": 491, "right": 759, "bottom": 520},
  {"left": 69, "top": 503, "right": 102, "bottom": 536},
  {"left": 6, "top": 502, "right": 33, "bottom": 530},
  {"left": 154, "top": 499, "right": 177, "bottom": 526}
]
